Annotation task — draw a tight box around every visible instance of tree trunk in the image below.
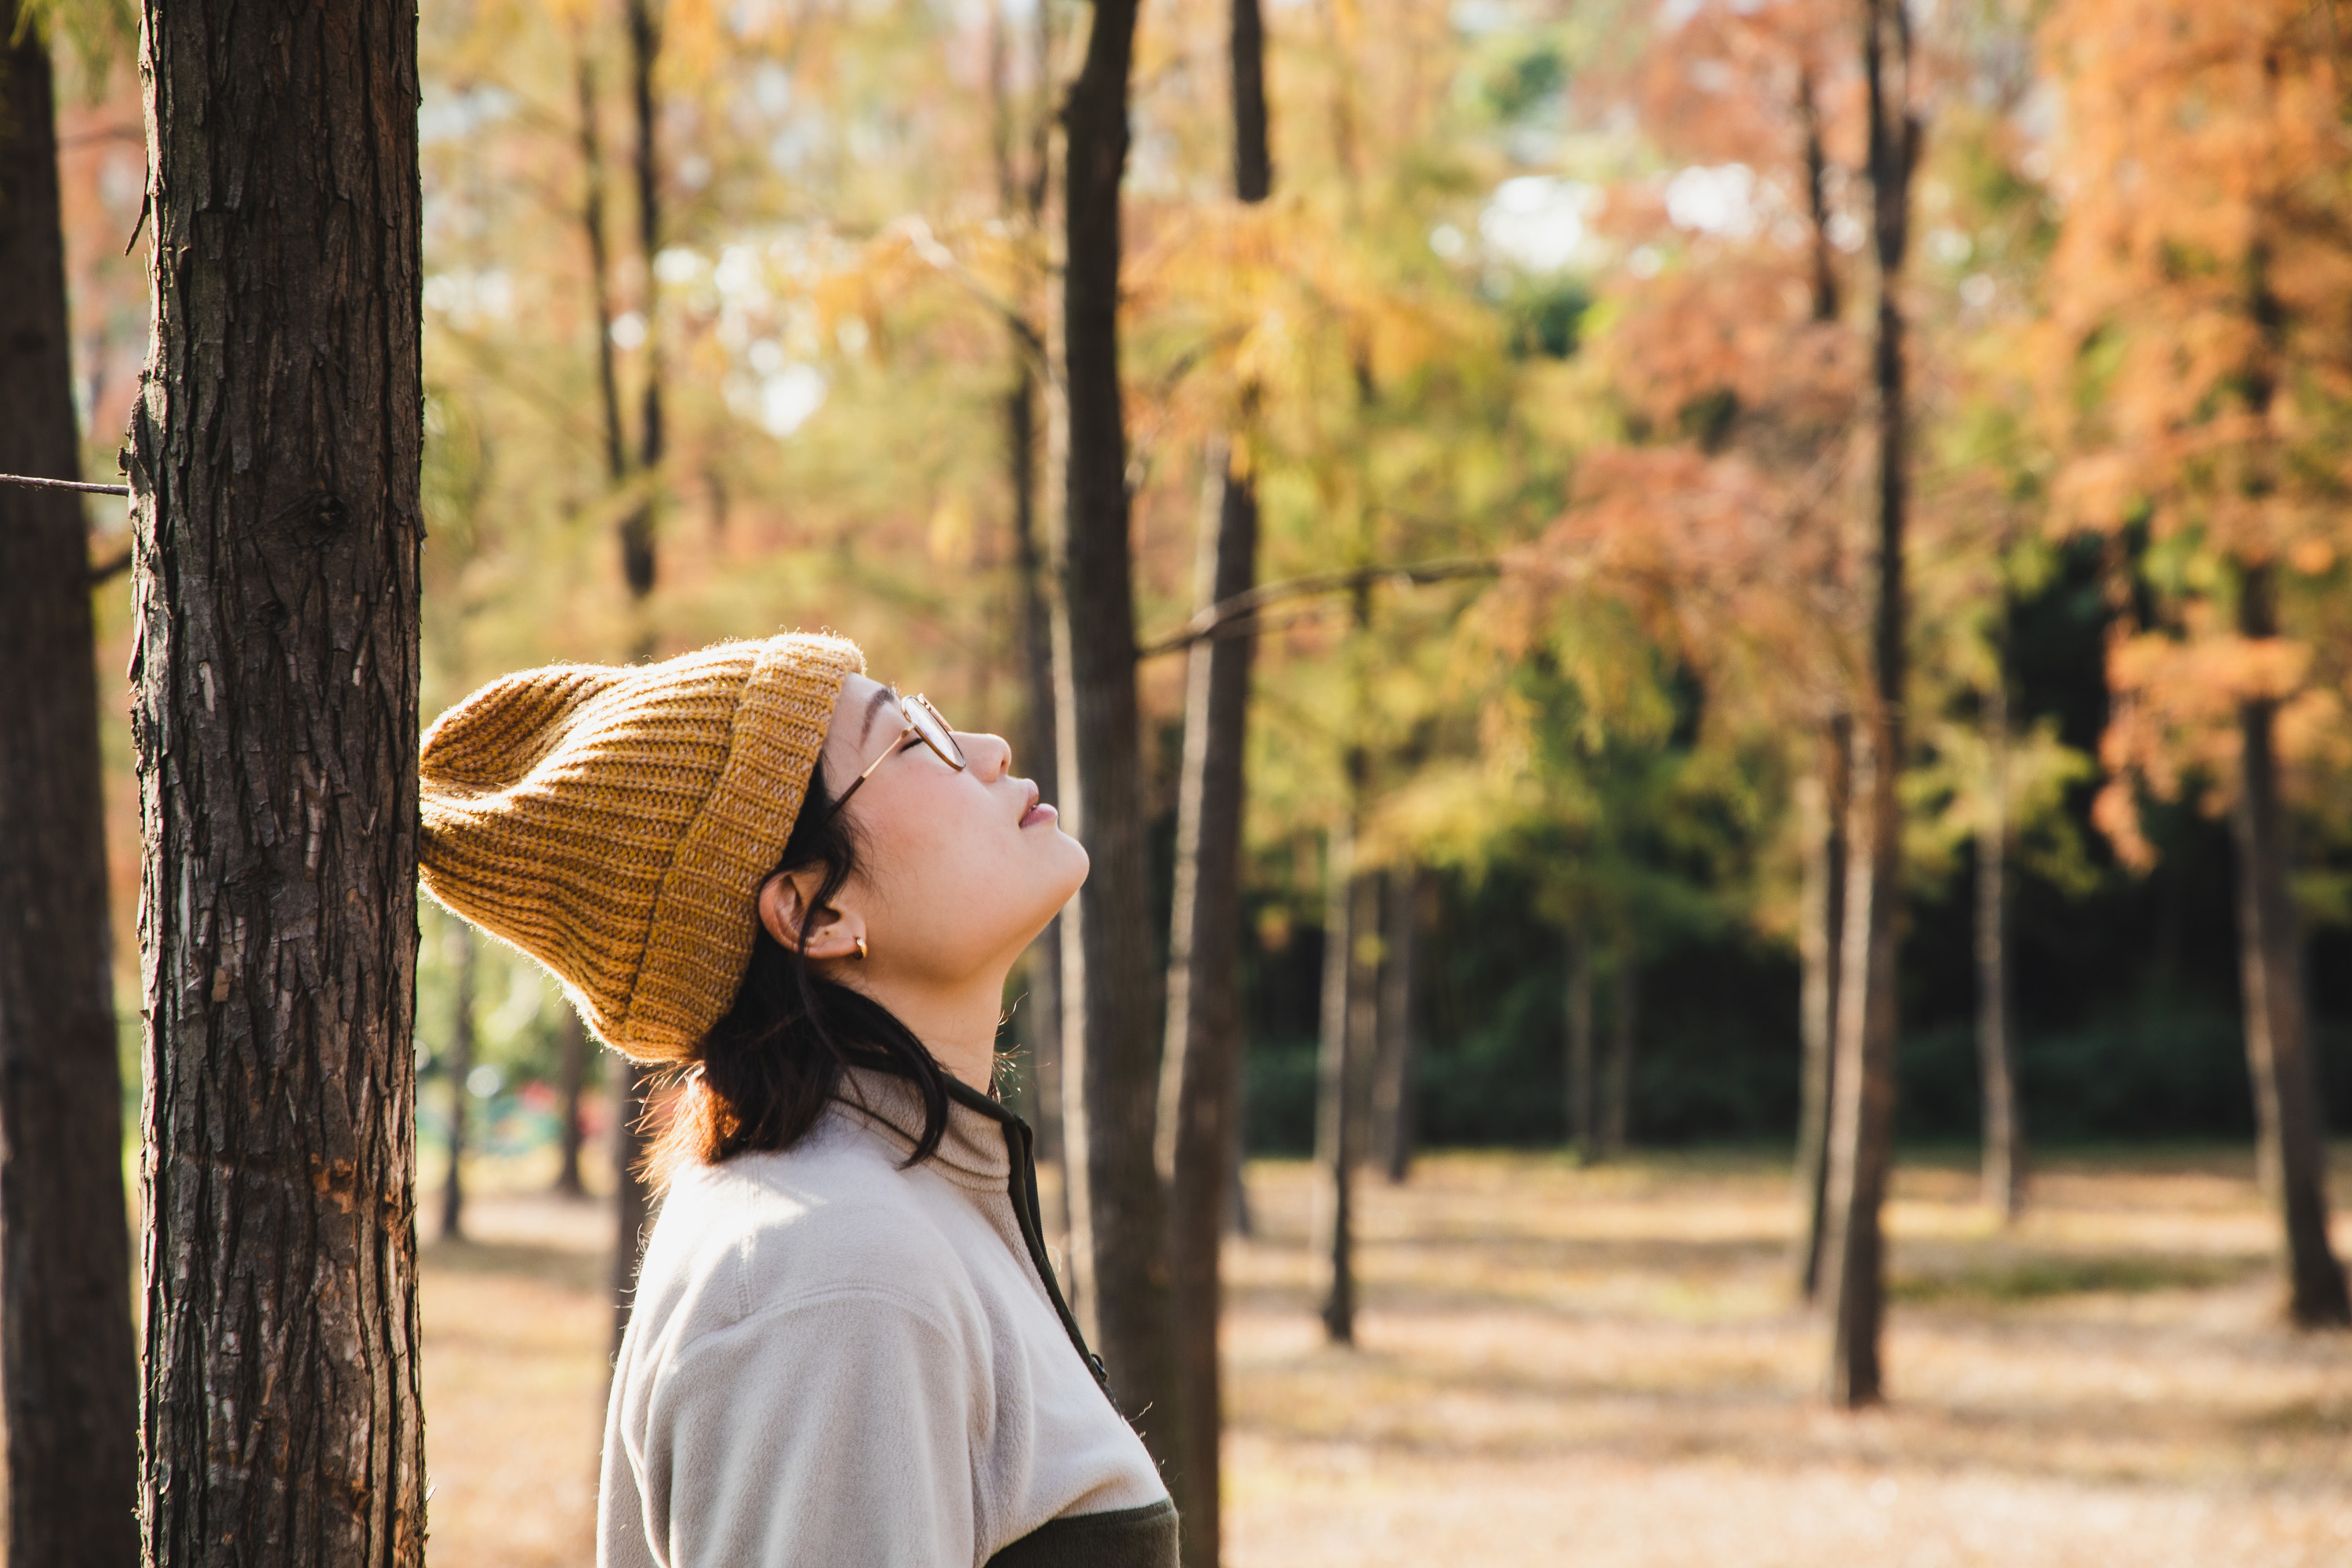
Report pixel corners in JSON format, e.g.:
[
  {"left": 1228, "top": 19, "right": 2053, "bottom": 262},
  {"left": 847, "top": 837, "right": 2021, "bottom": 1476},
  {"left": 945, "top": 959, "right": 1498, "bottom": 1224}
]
[
  {"left": 992, "top": 0, "right": 1066, "bottom": 1203},
  {"left": 0, "top": 11, "right": 141, "bottom": 1560},
  {"left": 1313, "top": 825, "right": 1367, "bottom": 1346},
  {"left": 611, "top": 1061, "right": 657, "bottom": 1358},
  {"left": 1055, "top": 0, "right": 1181, "bottom": 1477},
  {"left": 615, "top": 0, "right": 662, "bottom": 602},
  {"left": 1007, "top": 308, "right": 1064, "bottom": 1196},
  {"left": 1566, "top": 922, "right": 1596, "bottom": 1162},
  {"left": 1370, "top": 866, "right": 1422, "bottom": 1185},
  {"left": 1977, "top": 661, "right": 2024, "bottom": 1221},
  {"left": 440, "top": 931, "right": 477, "bottom": 1242},
  {"left": 556, "top": 45, "right": 622, "bottom": 1211},
  {"left": 554, "top": 1011, "right": 590, "bottom": 1197},
  {"left": 1792, "top": 719, "right": 1849, "bottom": 1295},
  {"left": 129, "top": 0, "right": 427, "bottom": 1552},
  {"left": 1156, "top": 435, "right": 1259, "bottom": 1568},
  {"left": 1819, "top": 0, "right": 1915, "bottom": 1410},
  {"left": 1602, "top": 934, "right": 1639, "bottom": 1158},
  {"left": 609, "top": 0, "right": 667, "bottom": 1351},
  {"left": 2232, "top": 564, "right": 2349, "bottom": 1327}
]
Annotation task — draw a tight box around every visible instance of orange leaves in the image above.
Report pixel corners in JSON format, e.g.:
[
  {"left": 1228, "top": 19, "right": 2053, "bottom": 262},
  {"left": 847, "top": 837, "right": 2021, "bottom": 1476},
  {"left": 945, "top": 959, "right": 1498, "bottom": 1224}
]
[
  {"left": 2097, "top": 625, "right": 2332, "bottom": 866},
  {"left": 1496, "top": 441, "right": 1851, "bottom": 733}
]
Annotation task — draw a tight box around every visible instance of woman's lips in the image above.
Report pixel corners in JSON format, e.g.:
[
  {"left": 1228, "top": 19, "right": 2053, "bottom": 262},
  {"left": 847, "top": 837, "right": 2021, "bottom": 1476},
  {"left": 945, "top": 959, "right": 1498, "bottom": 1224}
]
[{"left": 1020, "top": 790, "right": 1057, "bottom": 829}]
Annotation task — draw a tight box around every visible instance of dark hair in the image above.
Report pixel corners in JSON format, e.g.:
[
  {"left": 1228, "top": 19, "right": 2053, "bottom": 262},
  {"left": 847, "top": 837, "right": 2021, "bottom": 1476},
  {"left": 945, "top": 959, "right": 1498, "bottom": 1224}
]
[{"left": 647, "top": 764, "right": 953, "bottom": 1184}]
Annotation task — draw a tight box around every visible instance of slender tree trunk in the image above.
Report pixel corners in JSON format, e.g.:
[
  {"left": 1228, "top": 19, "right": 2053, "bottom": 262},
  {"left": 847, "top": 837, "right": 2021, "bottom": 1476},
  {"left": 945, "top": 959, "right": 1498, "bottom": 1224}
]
[
  {"left": 1156, "top": 437, "right": 1259, "bottom": 1568},
  {"left": 440, "top": 931, "right": 477, "bottom": 1242},
  {"left": 991, "top": 0, "right": 1067, "bottom": 1204},
  {"left": 1792, "top": 720, "right": 1849, "bottom": 1294},
  {"left": 1313, "top": 822, "right": 1366, "bottom": 1345},
  {"left": 1798, "top": 65, "right": 1839, "bottom": 325},
  {"left": 611, "top": 1062, "right": 657, "bottom": 1357},
  {"left": 1056, "top": 0, "right": 1182, "bottom": 1476},
  {"left": 1603, "top": 934, "right": 1639, "bottom": 1157},
  {"left": 0, "top": 12, "right": 140, "bottom": 1559},
  {"left": 1977, "top": 660, "right": 2024, "bottom": 1221},
  {"left": 615, "top": 0, "right": 662, "bottom": 602},
  {"left": 2232, "top": 564, "right": 2349, "bottom": 1327},
  {"left": 554, "top": 1011, "right": 590, "bottom": 1197},
  {"left": 575, "top": 47, "right": 626, "bottom": 486},
  {"left": 1370, "top": 866, "right": 1421, "bottom": 1184},
  {"left": 1819, "top": 0, "right": 1916, "bottom": 1410},
  {"left": 556, "top": 44, "right": 624, "bottom": 1210},
  {"left": 129, "top": 0, "right": 427, "bottom": 1552},
  {"left": 1566, "top": 922, "right": 1596, "bottom": 1162},
  {"left": 609, "top": 0, "right": 668, "bottom": 1352}
]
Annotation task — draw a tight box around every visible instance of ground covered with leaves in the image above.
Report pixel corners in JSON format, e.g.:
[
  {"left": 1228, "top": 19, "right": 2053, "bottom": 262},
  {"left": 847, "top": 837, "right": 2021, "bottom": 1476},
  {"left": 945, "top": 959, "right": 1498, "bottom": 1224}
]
[{"left": 419, "top": 1148, "right": 2352, "bottom": 1567}]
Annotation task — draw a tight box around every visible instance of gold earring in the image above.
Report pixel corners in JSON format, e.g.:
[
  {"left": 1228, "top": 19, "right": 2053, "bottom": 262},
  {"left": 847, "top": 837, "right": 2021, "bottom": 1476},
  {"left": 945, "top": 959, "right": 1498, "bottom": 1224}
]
[{"left": 854, "top": 937, "right": 868, "bottom": 960}]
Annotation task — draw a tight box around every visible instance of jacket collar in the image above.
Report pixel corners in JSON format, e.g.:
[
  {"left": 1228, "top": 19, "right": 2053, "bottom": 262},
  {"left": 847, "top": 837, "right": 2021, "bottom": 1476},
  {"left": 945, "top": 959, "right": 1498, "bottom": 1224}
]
[{"left": 833, "top": 1064, "right": 1017, "bottom": 1185}]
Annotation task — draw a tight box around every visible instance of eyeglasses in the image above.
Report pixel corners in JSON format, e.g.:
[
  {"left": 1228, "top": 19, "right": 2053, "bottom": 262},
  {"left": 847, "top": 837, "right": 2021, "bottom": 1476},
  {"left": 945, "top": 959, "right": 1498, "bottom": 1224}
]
[{"left": 829, "top": 688, "right": 967, "bottom": 818}]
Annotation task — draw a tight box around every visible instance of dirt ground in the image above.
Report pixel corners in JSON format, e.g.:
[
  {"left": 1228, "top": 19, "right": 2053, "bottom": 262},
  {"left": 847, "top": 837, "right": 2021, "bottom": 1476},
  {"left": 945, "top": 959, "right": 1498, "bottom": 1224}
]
[{"left": 419, "top": 1148, "right": 2352, "bottom": 1567}]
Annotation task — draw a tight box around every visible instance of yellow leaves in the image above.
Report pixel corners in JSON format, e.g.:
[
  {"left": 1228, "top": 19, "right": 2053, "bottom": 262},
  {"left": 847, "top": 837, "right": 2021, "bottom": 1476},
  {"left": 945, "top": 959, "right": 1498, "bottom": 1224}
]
[{"left": 926, "top": 493, "right": 974, "bottom": 567}]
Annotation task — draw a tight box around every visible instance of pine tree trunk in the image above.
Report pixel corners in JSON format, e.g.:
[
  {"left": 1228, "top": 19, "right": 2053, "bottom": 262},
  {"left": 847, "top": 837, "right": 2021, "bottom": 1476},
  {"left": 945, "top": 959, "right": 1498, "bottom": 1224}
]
[
  {"left": 1370, "top": 866, "right": 1422, "bottom": 1185},
  {"left": 1603, "top": 933, "right": 1638, "bottom": 1158},
  {"left": 1820, "top": 0, "right": 1915, "bottom": 1410},
  {"left": 0, "top": 11, "right": 140, "bottom": 1560},
  {"left": 1055, "top": 0, "right": 1181, "bottom": 1477},
  {"left": 1156, "top": 434, "right": 1259, "bottom": 1568},
  {"left": 129, "top": 0, "right": 427, "bottom": 1553},
  {"left": 440, "top": 932, "right": 477, "bottom": 1243},
  {"left": 2232, "top": 564, "right": 2349, "bottom": 1327},
  {"left": 1977, "top": 666, "right": 2024, "bottom": 1221},
  {"left": 554, "top": 1011, "right": 589, "bottom": 1197},
  {"left": 1566, "top": 923, "right": 1595, "bottom": 1161},
  {"left": 1792, "top": 720, "right": 1849, "bottom": 1295}
]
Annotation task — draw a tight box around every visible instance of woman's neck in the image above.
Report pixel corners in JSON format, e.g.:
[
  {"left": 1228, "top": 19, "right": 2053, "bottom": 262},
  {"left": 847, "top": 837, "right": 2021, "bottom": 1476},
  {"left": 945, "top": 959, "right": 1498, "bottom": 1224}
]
[{"left": 846, "top": 968, "right": 1006, "bottom": 1092}]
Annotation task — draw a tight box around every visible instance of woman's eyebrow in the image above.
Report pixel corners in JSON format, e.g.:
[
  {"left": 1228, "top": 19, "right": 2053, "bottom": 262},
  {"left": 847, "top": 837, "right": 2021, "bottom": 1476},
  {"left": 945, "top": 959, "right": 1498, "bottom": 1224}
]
[{"left": 858, "top": 685, "right": 897, "bottom": 745}]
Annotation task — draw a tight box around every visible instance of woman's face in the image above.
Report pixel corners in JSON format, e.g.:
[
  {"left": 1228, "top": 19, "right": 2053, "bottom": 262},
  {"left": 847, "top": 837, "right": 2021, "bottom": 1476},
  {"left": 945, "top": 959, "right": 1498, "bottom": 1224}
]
[{"left": 806, "top": 673, "right": 1087, "bottom": 983}]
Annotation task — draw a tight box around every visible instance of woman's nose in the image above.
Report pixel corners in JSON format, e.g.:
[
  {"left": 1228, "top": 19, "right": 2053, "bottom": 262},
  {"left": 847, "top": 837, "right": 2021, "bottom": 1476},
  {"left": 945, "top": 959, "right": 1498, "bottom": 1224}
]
[{"left": 959, "top": 731, "right": 1013, "bottom": 781}]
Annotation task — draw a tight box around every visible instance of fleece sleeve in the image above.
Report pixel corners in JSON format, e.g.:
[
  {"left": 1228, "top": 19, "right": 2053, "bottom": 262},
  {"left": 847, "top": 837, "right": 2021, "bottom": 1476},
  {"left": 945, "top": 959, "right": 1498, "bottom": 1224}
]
[{"left": 630, "top": 1287, "right": 981, "bottom": 1568}]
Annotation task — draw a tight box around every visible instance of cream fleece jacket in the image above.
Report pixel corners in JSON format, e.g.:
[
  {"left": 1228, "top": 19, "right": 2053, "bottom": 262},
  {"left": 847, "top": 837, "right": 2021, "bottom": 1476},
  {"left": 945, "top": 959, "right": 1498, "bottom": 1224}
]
[{"left": 597, "top": 1067, "right": 1177, "bottom": 1568}]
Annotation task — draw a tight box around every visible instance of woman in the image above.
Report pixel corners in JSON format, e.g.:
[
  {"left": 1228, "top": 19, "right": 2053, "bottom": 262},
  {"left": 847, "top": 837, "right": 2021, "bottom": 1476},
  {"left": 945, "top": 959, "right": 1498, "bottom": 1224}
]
[{"left": 417, "top": 633, "right": 1177, "bottom": 1567}]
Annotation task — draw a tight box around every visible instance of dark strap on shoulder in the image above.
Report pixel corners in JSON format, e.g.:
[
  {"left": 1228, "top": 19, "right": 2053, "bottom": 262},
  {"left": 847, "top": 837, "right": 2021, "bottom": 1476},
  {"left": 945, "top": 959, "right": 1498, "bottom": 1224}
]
[{"left": 985, "top": 1500, "right": 1179, "bottom": 1568}]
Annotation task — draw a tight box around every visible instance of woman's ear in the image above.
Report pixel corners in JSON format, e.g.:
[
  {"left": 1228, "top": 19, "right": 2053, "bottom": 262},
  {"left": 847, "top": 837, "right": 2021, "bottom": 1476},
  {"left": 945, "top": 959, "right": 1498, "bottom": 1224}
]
[{"left": 757, "top": 872, "right": 866, "bottom": 962}]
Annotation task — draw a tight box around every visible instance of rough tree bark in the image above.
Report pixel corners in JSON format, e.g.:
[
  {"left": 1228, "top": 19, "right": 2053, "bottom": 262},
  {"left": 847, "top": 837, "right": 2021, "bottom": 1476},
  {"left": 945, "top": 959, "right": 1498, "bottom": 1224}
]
[
  {"left": 1791, "top": 719, "right": 1849, "bottom": 1294},
  {"left": 1153, "top": 6, "right": 1272, "bottom": 1557},
  {"left": 2232, "top": 565, "right": 2349, "bottom": 1327},
  {"left": 0, "top": 9, "right": 141, "bottom": 1560},
  {"left": 1370, "top": 866, "right": 1422, "bottom": 1184},
  {"left": 1055, "top": 0, "right": 1183, "bottom": 1477},
  {"left": 129, "top": 0, "right": 427, "bottom": 1555},
  {"left": 1818, "top": 0, "right": 1918, "bottom": 1410},
  {"left": 1565, "top": 922, "right": 1596, "bottom": 1162},
  {"left": 1976, "top": 650, "right": 2024, "bottom": 1221},
  {"left": 440, "top": 931, "right": 477, "bottom": 1242},
  {"left": 1602, "top": 933, "right": 1638, "bottom": 1158}
]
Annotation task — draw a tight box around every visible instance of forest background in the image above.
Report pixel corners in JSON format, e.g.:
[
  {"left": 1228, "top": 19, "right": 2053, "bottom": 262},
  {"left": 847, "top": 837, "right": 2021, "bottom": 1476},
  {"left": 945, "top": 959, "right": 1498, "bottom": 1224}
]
[
  {"left": 45, "top": 0, "right": 2352, "bottom": 1184},
  {"left": 11, "top": 0, "right": 2352, "bottom": 1559}
]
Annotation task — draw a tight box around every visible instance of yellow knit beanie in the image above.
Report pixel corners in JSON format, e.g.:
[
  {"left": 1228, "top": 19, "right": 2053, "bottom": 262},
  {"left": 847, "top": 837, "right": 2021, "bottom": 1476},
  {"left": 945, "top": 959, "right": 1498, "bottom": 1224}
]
[{"left": 418, "top": 633, "right": 866, "bottom": 1063}]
